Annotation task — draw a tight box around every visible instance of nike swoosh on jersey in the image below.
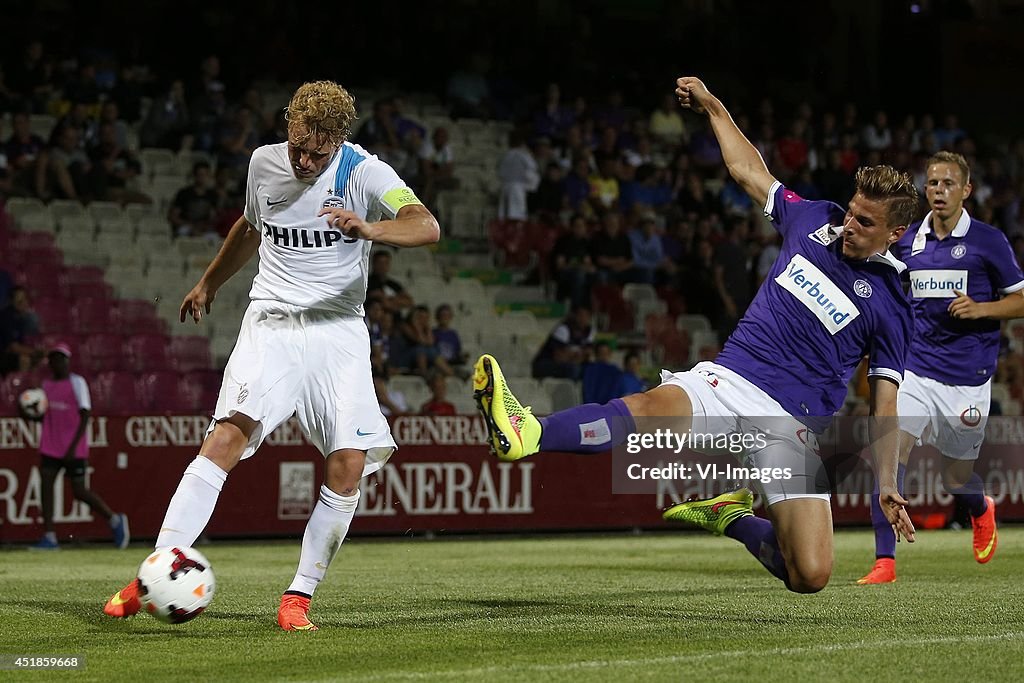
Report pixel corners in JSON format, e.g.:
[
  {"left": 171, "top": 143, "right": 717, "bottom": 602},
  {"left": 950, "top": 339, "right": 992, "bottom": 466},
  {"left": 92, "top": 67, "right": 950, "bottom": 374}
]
[
  {"left": 356, "top": 428, "right": 374, "bottom": 436},
  {"left": 266, "top": 197, "right": 287, "bottom": 206}
]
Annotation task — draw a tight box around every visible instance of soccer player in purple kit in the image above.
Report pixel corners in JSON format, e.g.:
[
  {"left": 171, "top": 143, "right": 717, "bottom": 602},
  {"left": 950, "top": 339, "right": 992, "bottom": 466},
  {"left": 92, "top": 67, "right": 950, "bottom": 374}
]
[
  {"left": 857, "top": 151, "right": 1024, "bottom": 584},
  {"left": 473, "top": 76, "right": 918, "bottom": 593}
]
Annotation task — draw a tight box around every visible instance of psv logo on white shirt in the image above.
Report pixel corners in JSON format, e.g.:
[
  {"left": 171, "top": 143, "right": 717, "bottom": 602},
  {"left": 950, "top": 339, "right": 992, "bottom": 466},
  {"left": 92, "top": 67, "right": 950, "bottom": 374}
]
[{"left": 775, "top": 254, "right": 861, "bottom": 334}]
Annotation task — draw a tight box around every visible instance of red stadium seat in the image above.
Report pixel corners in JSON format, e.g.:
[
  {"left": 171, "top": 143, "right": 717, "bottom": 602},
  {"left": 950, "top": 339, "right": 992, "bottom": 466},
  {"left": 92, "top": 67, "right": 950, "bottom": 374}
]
[
  {"left": 93, "top": 371, "right": 144, "bottom": 415},
  {"left": 138, "top": 370, "right": 186, "bottom": 412},
  {"left": 169, "top": 335, "right": 212, "bottom": 372},
  {"left": 70, "top": 297, "right": 115, "bottom": 334},
  {"left": 591, "top": 283, "right": 634, "bottom": 333},
  {"left": 34, "top": 297, "right": 75, "bottom": 335},
  {"left": 9, "top": 231, "right": 56, "bottom": 250},
  {"left": 186, "top": 368, "right": 222, "bottom": 412},
  {"left": 81, "top": 333, "right": 128, "bottom": 374},
  {"left": 125, "top": 333, "right": 172, "bottom": 372},
  {"left": 115, "top": 299, "right": 168, "bottom": 336}
]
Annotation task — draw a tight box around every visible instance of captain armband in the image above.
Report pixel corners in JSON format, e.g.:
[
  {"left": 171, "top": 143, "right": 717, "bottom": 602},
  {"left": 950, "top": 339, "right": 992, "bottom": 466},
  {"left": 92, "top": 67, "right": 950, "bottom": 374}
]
[{"left": 380, "top": 187, "right": 424, "bottom": 216}]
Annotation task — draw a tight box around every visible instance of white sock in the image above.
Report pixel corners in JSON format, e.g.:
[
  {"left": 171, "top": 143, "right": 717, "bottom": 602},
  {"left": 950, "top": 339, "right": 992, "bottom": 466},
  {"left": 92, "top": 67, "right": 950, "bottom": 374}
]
[
  {"left": 286, "top": 486, "right": 360, "bottom": 596},
  {"left": 155, "top": 456, "right": 227, "bottom": 548}
]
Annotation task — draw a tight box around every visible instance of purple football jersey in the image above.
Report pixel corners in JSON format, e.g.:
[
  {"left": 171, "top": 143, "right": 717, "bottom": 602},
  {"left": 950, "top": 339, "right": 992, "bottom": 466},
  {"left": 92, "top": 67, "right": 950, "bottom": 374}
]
[
  {"left": 715, "top": 183, "right": 914, "bottom": 429},
  {"left": 890, "top": 209, "right": 1024, "bottom": 386}
]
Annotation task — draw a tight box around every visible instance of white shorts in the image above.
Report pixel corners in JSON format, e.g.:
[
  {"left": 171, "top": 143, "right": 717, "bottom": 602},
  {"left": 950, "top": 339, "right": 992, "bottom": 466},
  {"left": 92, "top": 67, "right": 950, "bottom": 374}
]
[
  {"left": 897, "top": 369, "right": 990, "bottom": 461},
  {"left": 210, "top": 300, "right": 396, "bottom": 477},
  {"left": 659, "top": 361, "right": 831, "bottom": 506}
]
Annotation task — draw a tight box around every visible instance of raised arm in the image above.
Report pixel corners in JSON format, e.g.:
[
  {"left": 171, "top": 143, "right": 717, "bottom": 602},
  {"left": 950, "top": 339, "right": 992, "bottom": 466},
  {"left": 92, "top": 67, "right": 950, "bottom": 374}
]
[
  {"left": 675, "top": 76, "right": 777, "bottom": 209},
  {"left": 180, "top": 214, "right": 261, "bottom": 323},
  {"left": 318, "top": 203, "right": 440, "bottom": 248}
]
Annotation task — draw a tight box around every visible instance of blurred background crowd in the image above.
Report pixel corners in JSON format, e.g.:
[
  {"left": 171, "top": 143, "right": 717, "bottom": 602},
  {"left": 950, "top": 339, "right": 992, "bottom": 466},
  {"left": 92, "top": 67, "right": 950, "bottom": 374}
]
[{"left": 3, "top": 0, "right": 1024, "bottom": 417}]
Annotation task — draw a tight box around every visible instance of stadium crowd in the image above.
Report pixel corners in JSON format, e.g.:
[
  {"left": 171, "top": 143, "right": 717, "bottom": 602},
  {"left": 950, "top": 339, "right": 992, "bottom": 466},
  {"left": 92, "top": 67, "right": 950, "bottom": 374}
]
[{"left": 2, "top": 38, "right": 1024, "bottom": 415}]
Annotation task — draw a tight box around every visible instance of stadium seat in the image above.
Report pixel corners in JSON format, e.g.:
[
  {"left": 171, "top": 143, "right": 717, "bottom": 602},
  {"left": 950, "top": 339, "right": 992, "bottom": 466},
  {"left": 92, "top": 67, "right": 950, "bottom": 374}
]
[
  {"left": 59, "top": 265, "right": 107, "bottom": 287},
  {"left": 81, "top": 333, "right": 128, "bottom": 374},
  {"left": 591, "top": 283, "right": 633, "bottom": 333},
  {"left": 139, "top": 371, "right": 190, "bottom": 412},
  {"left": 540, "top": 377, "right": 581, "bottom": 411},
  {"left": 70, "top": 296, "right": 115, "bottom": 335},
  {"left": 116, "top": 299, "right": 167, "bottom": 336},
  {"left": 169, "top": 335, "right": 212, "bottom": 372},
  {"left": 92, "top": 371, "right": 144, "bottom": 415},
  {"left": 676, "top": 314, "right": 712, "bottom": 336},
  {"left": 186, "top": 368, "right": 222, "bottom": 411},
  {"left": 126, "top": 333, "right": 172, "bottom": 372}
]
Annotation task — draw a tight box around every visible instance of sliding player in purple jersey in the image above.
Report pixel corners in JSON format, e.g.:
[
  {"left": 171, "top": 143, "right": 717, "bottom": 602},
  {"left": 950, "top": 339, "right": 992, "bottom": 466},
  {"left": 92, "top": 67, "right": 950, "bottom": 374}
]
[
  {"left": 472, "top": 76, "right": 917, "bottom": 593},
  {"left": 857, "top": 151, "right": 1024, "bottom": 584}
]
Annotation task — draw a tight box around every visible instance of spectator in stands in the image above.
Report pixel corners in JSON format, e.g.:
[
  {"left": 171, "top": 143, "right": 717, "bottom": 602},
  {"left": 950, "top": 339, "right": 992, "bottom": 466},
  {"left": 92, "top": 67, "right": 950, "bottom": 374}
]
[
  {"left": 365, "top": 298, "right": 388, "bottom": 350},
  {"left": 446, "top": 52, "right": 492, "bottom": 119},
  {"left": 675, "top": 170, "right": 715, "bottom": 216},
  {"left": 713, "top": 216, "right": 754, "bottom": 339},
  {"left": 418, "top": 126, "right": 458, "bottom": 212},
  {"left": 140, "top": 79, "right": 192, "bottom": 151},
  {"left": 24, "top": 343, "right": 130, "bottom": 550},
  {"left": 433, "top": 304, "right": 468, "bottom": 376},
  {"left": 217, "top": 104, "right": 261, "bottom": 182},
  {"left": 0, "top": 286, "right": 41, "bottom": 375},
  {"left": 7, "top": 40, "right": 54, "bottom": 114},
  {"left": 168, "top": 161, "right": 222, "bottom": 239},
  {"left": 0, "top": 118, "right": 10, "bottom": 199},
  {"left": 551, "top": 214, "right": 596, "bottom": 307},
  {"left": 680, "top": 237, "right": 723, "bottom": 323},
  {"left": 649, "top": 92, "right": 687, "bottom": 146},
  {"left": 590, "top": 211, "right": 635, "bottom": 284},
  {"left": 354, "top": 97, "right": 400, "bottom": 159},
  {"left": 530, "top": 160, "right": 567, "bottom": 219},
  {"left": 372, "top": 345, "right": 409, "bottom": 417},
  {"left": 814, "top": 148, "right": 856, "bottom": 205},
  {"left": 564, "top": 154, "right": 594, "bottom": 214},
  {"left": 619, "top": 352, "right": 647, "bottom": 396},
  {"left": 533, "top": 83, "right": 574, "bottom": 145},
  {"left": 366, "top": 250, "right": 413, "bottom": 314},
  {"left": 399, "top": 305, "right": 453, "bottom": 378},
  {"left": 628, "top": 214, "right": 668, "bottom": 285},
  {"left": 862, "top": 110, "right": 892, "bottom": 151},
  {"left": 582, "top": 341, "right": 623, "bottom": 404},
  {"left": 421, "top": 374, "right": 456, "bottom": 416},
  {"left": 776, "top": 119, "right": 810, "bottom": 176},
  {"left": 497, "top": 130, "right": 540, "bottom": 222},
  {"left": 588, "top": 153, "right": 620, "bottom": 212},
  {"left": 87, "top": 121, "right": 150, "bottom": 204},
  {"left": 5, "top": 111, "right": 48, "bottom": 197},
  {"left": 41, "top": 123, "right": 91, "bottom": 201},
  {"left": 532, "top": 304, "right": 594, "bottom": 380}
]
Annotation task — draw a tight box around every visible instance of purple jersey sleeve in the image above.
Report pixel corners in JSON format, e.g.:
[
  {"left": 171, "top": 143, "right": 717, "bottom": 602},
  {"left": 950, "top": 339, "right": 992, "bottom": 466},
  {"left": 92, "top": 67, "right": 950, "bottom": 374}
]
[
  {"left": 764, "top": 181, "right": 825, "bottom": 239},
  {"left": 867, "top": 300, "right": 912, "bottom": 384},
  {"left": 989, "top": 230, "right": 1024, "bottom": 294}
]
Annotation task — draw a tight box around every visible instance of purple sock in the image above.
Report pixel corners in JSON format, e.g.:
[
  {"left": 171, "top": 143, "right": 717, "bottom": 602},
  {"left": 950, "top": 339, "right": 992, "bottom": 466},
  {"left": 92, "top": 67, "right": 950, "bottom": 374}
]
[
  {"left": 951, "top": 473, "right": 988, "bottom": 518},
  {"left": 539, "top": 399, "right": 636, "bottom": 454},
  {"left": 871, "top": 463, "right": 906, "bottom": 559},
  {"left": 723, "top": 515, "right": 791, "bottom": 587}
]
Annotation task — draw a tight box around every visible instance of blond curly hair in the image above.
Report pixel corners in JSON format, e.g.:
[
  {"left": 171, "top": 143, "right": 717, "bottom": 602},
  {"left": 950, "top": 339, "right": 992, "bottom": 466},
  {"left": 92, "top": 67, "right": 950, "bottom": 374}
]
[{"left": 284, "top": 80, "right": 357, "bottom": 148}]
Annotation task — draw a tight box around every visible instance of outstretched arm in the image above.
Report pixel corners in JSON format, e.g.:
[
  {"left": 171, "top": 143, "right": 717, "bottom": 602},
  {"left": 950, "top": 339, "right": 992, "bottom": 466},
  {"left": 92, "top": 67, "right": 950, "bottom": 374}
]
[
  {"left": 869, "top": 376, "right": 916, "bottom": 543},
  {"left": 180, "top": 214, "right": 261, "bottom": 323},
  {"left": 675, "top": 76, "right": 777, "bottom": 209}
]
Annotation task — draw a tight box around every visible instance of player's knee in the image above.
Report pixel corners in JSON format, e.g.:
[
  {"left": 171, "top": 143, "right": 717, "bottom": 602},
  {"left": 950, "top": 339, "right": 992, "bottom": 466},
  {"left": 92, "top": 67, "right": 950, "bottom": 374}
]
[
  {"left": 70, "top": 480, "right": 89, "bottom": 499},
  {"left": 787, "top": 561, "right": 831, "bottom": 594},
  {"left": 324, "top": 450, "right": 364, "bottom": 495},
  {"left": 622, "top": 385, "right": 690, "bottom": 420}
]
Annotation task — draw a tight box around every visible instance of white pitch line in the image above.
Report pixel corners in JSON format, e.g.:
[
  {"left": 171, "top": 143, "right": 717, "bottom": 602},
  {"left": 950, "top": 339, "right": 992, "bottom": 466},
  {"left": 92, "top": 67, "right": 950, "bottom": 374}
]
[{"left": 340, "top": 630, "right": 1024, "bottom": 682}]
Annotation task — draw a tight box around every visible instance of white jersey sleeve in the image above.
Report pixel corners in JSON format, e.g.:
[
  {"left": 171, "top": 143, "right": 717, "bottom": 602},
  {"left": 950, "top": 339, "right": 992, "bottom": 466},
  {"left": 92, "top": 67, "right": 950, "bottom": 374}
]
[
  {"left": 351, "top": 157, "right": 423, "bottom": 221},
  {"left": 70, "top": 374, "right": 92, "bottom": 410}
]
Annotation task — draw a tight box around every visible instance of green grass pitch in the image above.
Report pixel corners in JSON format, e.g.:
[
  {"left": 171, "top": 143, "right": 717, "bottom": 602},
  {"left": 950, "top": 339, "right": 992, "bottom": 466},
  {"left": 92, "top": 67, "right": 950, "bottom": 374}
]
[{"left": 2, "top": 528, "right": 1023, "bottom": 682}]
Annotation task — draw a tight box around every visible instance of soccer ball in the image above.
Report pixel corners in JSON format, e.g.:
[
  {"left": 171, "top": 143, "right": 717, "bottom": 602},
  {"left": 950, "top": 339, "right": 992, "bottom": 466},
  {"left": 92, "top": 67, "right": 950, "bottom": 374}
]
[
  {"left": 18, "top": 388, "right": 48, "bottom": 419},
  {"left": 137, "top": 546, "right": 216, "bottom": 624}
]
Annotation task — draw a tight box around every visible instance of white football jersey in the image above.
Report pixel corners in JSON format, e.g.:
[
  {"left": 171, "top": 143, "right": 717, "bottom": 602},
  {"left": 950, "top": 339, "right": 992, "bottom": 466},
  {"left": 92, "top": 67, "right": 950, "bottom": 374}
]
[{"left": 242, "top": 141, "right": 421, "bottom": 315}]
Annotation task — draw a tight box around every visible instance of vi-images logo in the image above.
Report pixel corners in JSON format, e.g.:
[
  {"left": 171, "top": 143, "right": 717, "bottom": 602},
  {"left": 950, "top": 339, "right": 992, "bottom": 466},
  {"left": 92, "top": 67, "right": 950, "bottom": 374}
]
[{"left": 775, "top": 254, "right": 860, "bottom": 334}]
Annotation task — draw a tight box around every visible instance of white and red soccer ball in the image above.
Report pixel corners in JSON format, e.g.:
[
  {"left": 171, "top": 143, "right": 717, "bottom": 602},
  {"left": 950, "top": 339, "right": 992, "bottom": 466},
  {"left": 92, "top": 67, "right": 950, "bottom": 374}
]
[{"left": 137, "top": 546, "right": 216, "bottom": 624}]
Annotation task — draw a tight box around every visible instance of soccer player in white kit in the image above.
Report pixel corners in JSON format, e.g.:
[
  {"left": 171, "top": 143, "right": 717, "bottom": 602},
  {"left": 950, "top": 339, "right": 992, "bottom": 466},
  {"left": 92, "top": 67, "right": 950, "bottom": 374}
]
[{"left": 103, "top": 81, "right": 440, "bottom": 630}]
